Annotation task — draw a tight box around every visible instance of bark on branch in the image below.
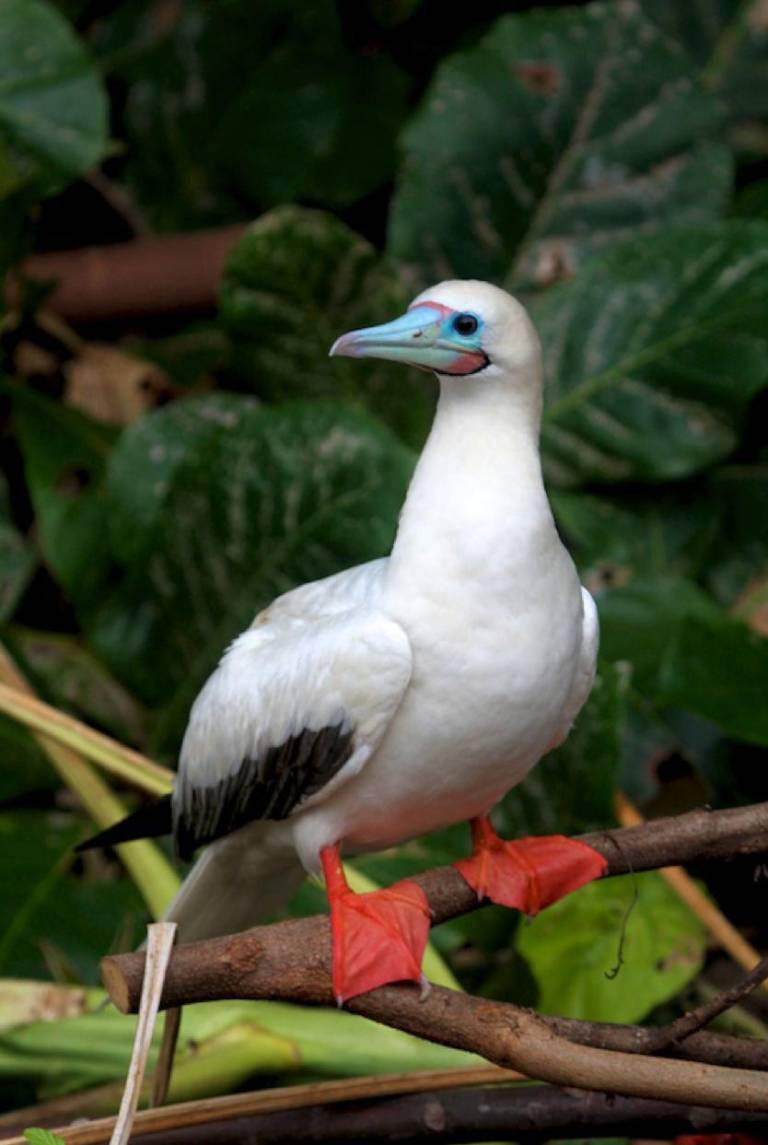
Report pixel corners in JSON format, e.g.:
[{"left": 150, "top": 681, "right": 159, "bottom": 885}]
[
  {"left": 5, "top": 227, "right": 246, "bottom": 321},
  {"left": 6, "top": 1084, "right": 768, "bottom": 1145},
  {"left": 102, "top": 802, "right": 768, "bottom": 1113},
  {"left": 112, "top": 1086, "right": 768, "bottom": 1145}
]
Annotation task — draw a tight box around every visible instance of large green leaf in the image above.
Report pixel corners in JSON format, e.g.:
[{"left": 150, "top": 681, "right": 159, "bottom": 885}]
[
  {"left": 599, "top": 575, "right": 768, "bottom": 746},
  {"left": 643, "top": 0, "right": 768, "bottom": 157},
  {"left": 205, "top": 12, "right": 409, "bottom": 211},
  {"left": 553, "top": 485, "right": 718, "bottom": 593},
  {"left": 0, "top": 811, "right": 143, "bottom": 982},
  {"left": 220, "top": 207, "right": 434, "bottom": 449},
  {"left": 704, "top": 465, "right": 768, "bottom": 604},
  {"left": 734, "top": 180, "right": 768, "bottom": 221},
  {"left": 518, "top": 870, "right": 706, "bottom": 1022},
  {"left": 389, "top": 2, "right": 731, "bottom": 290},
  {"left": 0, "top": 0, "right": 108, "bottom": 199},
  {"left": 86, "top": 396, "right": 414, "bottom": 753},
  {"left": 0, "top": 719, "right": 55, "bottom": 803},
  {"left": 103, "top": 0, "right": 409, "bottom": 229},
  {"left": 13, "top": 390, "right": 116, "bottom": 614},
  {"left": 5, "top": 628, "right": 147, "bottom": 746},
  {"left": 1, "top": 994, "right": 475, "bottom": 1104},
  {"left": 553, "top": 466, "right": 768, "bottom": 606},
  {"left": 536, "top": 222, "right": 768, "bottom": 486}
]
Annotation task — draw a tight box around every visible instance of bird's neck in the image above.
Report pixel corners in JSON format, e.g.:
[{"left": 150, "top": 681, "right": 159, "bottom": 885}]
[{"left": 388, "top": 373, "right": 556, "bottom": 585}]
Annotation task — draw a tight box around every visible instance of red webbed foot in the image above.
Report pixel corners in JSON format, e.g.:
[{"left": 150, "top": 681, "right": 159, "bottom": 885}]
[
  {"left": 454, "top": 816, "right": 607, "bottom": 915},
  {"left": 321, "top": 846, "right": 431, "bottom": 1004}
]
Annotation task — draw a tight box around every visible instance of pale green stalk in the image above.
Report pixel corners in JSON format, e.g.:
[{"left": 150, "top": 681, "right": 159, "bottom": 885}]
[
  {"left": 0, "top": 648, "right": 178, "bottom": 918},
  {"left": 0, "top": 680, "right": 173, "bottom": 796}
]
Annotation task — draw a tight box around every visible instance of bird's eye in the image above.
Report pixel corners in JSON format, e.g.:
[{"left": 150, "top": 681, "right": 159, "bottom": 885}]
[{"left": 452, "top": 313, "right": 479, "bottom": 337}]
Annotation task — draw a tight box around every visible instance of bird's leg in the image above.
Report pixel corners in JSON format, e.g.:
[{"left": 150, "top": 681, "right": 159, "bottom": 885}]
[
  {"left": 454, "top": 815, "right": 607, "bottom": 915},
  {"left": 320, "top": 844, "right": 431, "bottom": 1005}
]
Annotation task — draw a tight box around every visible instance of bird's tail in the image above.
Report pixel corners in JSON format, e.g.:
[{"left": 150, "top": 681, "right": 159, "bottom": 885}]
[
  {"left": 161, "top": 819, "right": 305, "bottom": 944},
  {"left": 75, "top": 795, "right": 173, "bottom": 852}
]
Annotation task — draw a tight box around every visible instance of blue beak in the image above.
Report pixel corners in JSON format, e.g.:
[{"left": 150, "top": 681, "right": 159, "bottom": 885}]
[{"left": 330, "top": 305, "right": 486, "bottom": 375}]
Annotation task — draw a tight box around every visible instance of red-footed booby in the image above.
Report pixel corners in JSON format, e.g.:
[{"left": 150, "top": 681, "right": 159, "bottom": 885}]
[{"left": 79, "top": 281, "right": 607, "bottom": 1003}]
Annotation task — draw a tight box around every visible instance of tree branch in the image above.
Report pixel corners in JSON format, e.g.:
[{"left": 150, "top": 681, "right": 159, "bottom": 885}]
[
  {"left": 105, "top": 800, "right": 768, "bottom": 1010},
  {"left": 545, "top": 1015, "right": 768, "bottom": 1070},
  {"left": 102, "top": 803, "right": 768, "bottom": 1113},
  {"left": 115, "top": 1086, "right": 768, "bottom": 1145},
  {"left": 7, "top": 1084, "right": 768, "bottom": 1145},
  {"left": 5, "top": 227, "right": 246, "bottom": 321}
]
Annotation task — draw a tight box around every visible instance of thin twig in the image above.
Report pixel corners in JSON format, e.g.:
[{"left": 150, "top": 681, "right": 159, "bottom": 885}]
[
  {"left": 643, "top": 952, "right": 768, "bottom": 1054},
  {"left": 150, "top": 1006, "right": 182, "bottom": 1108},
  {"left": 543, "top": 1013, "right": 768, "bottom": 1070}
]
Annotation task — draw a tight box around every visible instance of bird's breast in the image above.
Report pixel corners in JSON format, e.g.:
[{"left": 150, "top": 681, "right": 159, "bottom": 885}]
[
  {"left": 310, "top": 547, "right": 585, "bottom": 852},
  {"left": 395, "top": 568, "right": 581, "bottom": 757}
]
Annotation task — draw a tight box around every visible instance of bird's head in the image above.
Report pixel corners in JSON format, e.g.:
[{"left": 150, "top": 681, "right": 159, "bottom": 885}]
[{"left": 330, "top": 280, "right": 539, "bottom": 382}]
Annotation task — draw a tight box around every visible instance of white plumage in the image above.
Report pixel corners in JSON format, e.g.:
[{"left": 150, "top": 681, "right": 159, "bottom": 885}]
[{"left": 162, "top": 280, "right": 600, "bottom": 949}]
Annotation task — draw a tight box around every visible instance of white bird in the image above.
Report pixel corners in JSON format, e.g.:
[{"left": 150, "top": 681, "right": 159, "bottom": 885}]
[{"left": 79, "top": 281, "right": 606, "bottom": 1002}]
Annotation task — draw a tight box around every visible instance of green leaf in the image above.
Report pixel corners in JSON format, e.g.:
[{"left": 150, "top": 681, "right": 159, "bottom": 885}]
[
  {"left": 0, "top": 0, "right": 108, "bottom": 199},
  {"left": 106, "top": 0, "right": 410, "bottom": 229},
  {"left": 389, "top": 2, "right": 731, "bottom": 290},
  {"left": 518, "top": 871, "right": 706, "bottom": 1022},
  {"left": 5, "top": 627, "right": 147, "bottom": 745},
  {"left": 734, "top": 180, "right": 768, "bottom": 221},
  {"left": 0, "top": 473, "right": 35, "bottom": 623},
  {"left": 704, "top": 465, "right": 768, "bottom": 604},
  {"left": 127, "top": 323, "right": 230, "bottom": 392},
  {"left": 599, "top": 575, "right": 768, "bottom": 746},
  {"left": 0, "top": 716, "right": 55, "bottom": 802},
  {"left": 207, "top": 26, "right": 409, "bottom": 211},
  {"left": 643, "top": 0, "right": 768, "bottom": 158},
  {"left": 0, "top": 811, "right": 144, "bottom": 981},
  {"left": 553, "top": 485, "right": 719, "bottom": 592},
  {"left": 87, "top": 395, "right": 414, "bottom": 752},
  {"left": 220, "top": 206, "right": 434, "bottom": 449},
  {"left": 536, "top": 222, "right": 768, "bottom": 485},
  {"left": 2, "top": 994, "right": 476, "bottom": 1105},
  {"left": 24, "top": 1129, "right": 67, "bottom": 1145},
  {"left": 13, "top": 390, "right": 116, "bottom": 614}
]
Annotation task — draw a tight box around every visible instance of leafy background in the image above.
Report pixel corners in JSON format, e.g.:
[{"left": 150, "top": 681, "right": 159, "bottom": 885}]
[{"left": 0, "top": 0, "right": 767, "bottom": 1127}]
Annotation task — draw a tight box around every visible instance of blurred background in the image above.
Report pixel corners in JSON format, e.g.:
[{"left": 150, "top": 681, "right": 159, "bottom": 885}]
[{"left": 0, "top": 0, "right": 767, "bottom": 1127}]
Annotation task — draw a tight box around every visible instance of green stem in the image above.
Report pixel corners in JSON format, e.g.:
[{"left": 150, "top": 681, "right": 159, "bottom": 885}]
[{"left": 0, "top": 647, "right": 178, "bottom": 919}]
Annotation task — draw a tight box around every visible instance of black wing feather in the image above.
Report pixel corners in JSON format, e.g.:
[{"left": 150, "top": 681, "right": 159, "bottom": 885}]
[{"left": 173, "top": 723, "right": 354, "bottom": 861}]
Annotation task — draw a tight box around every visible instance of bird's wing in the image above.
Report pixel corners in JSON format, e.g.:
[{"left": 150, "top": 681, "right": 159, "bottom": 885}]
[
  {"left": 172, "top": 560, "right": 411, "bottom": 860},
  {"left": 253, "top": 558, "right": 388, "bottom": 624},
  {"left": 548, "top": 586, "right": 599, "bottom": 750}
]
